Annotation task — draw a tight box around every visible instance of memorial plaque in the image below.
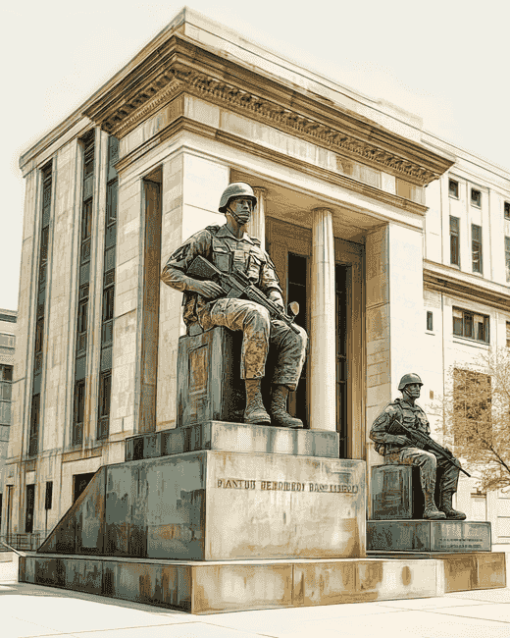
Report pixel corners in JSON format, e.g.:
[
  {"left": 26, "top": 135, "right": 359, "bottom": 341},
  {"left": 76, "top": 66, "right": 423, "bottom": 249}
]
[{"left": 367, "top": 520, "right": 491, "bottom": 553}]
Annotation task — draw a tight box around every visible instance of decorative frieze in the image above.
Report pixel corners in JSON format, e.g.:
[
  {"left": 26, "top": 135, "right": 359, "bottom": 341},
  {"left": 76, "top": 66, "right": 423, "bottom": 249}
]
[{"left": 83, "top": 37, "right": 452, "bottom": 187}]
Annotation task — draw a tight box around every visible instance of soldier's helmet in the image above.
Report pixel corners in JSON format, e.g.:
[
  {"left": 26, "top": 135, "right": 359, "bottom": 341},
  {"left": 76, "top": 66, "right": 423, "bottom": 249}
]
[
  {"left": 218, "top": 183, "right": 257, "bottom": 213},
  {"left": 398, "top": 373, "right": 423, "bottom": 391}
]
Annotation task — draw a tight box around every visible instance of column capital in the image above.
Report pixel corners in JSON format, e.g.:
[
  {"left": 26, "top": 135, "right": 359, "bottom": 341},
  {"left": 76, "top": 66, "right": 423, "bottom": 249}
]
[
  {"left": 253, "top": 186, "right": 267, "bottom": 197},
  {"left": 311, "top": 206, "right": 333, "bottom": 215}
]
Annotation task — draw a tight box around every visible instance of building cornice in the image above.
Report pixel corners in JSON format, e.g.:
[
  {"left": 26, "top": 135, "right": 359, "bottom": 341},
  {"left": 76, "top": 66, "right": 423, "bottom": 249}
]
[
  {"left": 423, "top": 260, "right": 510, "bottom": 313},
  {"left": 82, "top": 35, "right": 452, "bottom": 187},
  {"left": 116, "top": 114, "right": 428, "bottom": 217}
]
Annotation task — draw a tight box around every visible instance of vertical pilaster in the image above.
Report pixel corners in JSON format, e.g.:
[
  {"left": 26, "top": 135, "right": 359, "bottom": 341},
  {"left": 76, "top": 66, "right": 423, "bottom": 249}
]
[
  {"left": 366, "top": 223, "right": 424, "bottom": 472},
  {"left": 247, "top": 187, "right": 266, "bottom": 250},
  {"left": 310, "top": 208, "right": 336, "bottom": 432}
]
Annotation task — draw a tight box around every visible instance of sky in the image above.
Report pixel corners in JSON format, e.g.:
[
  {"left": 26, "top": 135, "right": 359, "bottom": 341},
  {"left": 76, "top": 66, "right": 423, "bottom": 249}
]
[{"left": 2, "top": 0, "right": 509, "bottom": 311}]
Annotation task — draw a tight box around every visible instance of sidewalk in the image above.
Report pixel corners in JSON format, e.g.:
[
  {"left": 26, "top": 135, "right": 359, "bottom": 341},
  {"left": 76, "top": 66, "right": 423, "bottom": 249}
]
[{"left": 2, "top": 554, "right": 510, "bottom": 638}]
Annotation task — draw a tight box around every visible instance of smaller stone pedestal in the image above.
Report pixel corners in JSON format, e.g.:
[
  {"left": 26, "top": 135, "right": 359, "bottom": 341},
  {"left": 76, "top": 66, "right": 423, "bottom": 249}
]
[{"left": 371, "top": 464, "right": 424, "bottom": 520}]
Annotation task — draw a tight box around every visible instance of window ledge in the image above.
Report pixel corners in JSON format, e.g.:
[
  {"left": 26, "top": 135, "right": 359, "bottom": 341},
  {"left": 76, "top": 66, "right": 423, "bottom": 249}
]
[
  {"left": 452, "top": 337, "right": 490, "bottom": 349},
  {"left": 425, "top": 330, "right": 435, "bottom": 336}
]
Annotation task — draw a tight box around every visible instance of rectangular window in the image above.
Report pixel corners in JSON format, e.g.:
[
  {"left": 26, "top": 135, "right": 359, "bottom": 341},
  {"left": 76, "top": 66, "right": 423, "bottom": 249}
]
[
  {"left": 97, "top": 372, "right": 111, "bottom": 441},
  {"left": 471, "top": 188, "right": 482, "bottom": 207},
  {"left": 450, "top": 216, "right": 460, "bottom": 266},
  {"left": 449, "top": 179, "right": 459, "bottom": 198},
  {"left": 454, "top": 369, "right": 492, "bottom": 447},
  {"left": 106, "top": 181, "right": 118, "bottom": 225},
  {"left": 29, "top": 394, "right": 40, "bottom": 456},
  {"left": 505, "top": 237, "right": 510, "bottom": 283},
  {"left": 452, "top": 307, "right": 490, "bottom": 344},
  {"left": 505, "top": 202, "right": 510, "bottom": 221},
  {"left": 472, "top": 224, "right": 483, "bottom": 274},
  {"left": 45, "top": 482, "right": 53, "bottom": 511},
  {"left": 73, "top": 380, "right": 85, "bottom": 446},
  {"left": 426, "top": 311, "right": 433, "bottom": 332},
  {"left": 25, "top": 484, "right": 35, "bottom": 534}
]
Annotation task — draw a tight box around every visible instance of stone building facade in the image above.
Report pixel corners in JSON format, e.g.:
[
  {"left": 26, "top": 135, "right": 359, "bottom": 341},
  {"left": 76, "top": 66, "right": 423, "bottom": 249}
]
[{"left": 6, "top": 9, "right": 510, "bottom": 542}]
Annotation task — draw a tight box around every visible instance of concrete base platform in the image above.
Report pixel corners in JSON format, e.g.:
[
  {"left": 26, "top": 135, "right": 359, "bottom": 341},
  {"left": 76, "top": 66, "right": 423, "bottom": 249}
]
[
  {"left": 19, "top": 553, "right": 447, "bottom": 614},
  {"left": 367, "top": 519, "right": 491, "bottom": 552},
  {"left": 367, "top": 551, "right": 506, "bottom": 593}
]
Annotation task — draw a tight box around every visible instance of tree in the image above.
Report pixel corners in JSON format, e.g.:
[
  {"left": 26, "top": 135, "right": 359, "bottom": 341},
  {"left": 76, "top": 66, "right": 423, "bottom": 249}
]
[{"left": 445, "top": 348, "right": 510, "bottom": 492}]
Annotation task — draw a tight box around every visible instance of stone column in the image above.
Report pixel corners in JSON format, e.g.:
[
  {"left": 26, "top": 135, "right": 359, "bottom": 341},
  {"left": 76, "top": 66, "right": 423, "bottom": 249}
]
[
  {"left": 310, "top": 207, "right": 336, "bottom": 432},
  {"left": 247, "top": 187, "right": 266, "bottom": 250}
]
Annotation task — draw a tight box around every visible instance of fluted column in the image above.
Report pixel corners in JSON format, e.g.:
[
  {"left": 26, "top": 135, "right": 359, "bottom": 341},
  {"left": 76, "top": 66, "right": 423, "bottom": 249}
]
[
  {"left": 247, "top": 187, "right": 266, "bottom": 250},
  {"left": 310, "top": 208, "right": 336, "bottom": 431}
]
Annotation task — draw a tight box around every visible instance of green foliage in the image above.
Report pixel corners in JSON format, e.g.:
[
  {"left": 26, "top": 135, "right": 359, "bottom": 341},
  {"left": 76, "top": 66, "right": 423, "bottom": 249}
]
[{"left": 445, "top": 348, "right": 510, "bottom": 492}]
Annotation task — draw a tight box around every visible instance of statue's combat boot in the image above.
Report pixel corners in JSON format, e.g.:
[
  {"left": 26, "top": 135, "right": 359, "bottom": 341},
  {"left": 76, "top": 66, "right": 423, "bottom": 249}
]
[
  {"left": 439, "top": 491, "right": 466, "bottom": 520},
  {"left": 244, "top": 379, "right": 271, "bottom": 425},
  {"left": 270, "top": 384, "right": 303, "bottom": 429},
  {"left": 423, "top": 489, "right": 447, "bottom": 519}
]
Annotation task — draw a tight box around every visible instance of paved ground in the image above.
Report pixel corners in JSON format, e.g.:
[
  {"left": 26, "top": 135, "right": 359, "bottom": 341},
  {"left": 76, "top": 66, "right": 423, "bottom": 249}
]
[{"left": 2, "top": 554, "right": 510, "bottom": 638}]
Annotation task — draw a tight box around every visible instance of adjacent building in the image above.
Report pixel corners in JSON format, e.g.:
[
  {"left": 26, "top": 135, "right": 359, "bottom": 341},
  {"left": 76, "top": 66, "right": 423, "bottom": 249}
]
[
  {"left": 5, "top": 9, "right": 510, "bottom": 543},
  {"left": 0, "top": 309, "right": 16, "bottom": 540}
]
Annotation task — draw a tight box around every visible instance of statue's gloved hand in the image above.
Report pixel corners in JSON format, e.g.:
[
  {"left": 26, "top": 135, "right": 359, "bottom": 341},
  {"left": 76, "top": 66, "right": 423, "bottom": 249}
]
[
  {"left": 388, "top": 435, "right": 412, "bottom": 447},
  {"left": 267, "top": 290, "right": 285, "bottom": 311},
  {"left": 186, "top": 278, "right": 224, "bottom": 299}
]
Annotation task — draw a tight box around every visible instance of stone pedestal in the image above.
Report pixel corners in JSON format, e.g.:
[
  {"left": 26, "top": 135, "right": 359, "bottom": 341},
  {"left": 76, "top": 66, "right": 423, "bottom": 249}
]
[
  {"left": 125, "top": 421, "right": 340, "bottom": 462},
  {"left": 176, "top": 328, "right": 245, "bottom": 427},
  {"left": 367, "top": 520, "right": 492, "bottom": 553},
  {"left": 371, "top": 465, "right": 424, "bottom": 520}
]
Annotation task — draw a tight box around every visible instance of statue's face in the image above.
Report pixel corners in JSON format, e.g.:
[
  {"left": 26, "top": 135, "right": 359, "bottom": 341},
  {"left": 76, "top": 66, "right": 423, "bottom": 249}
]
[
  {"left": 404, "top": 383, "right": 421, "bottom": 400},
  {"left": 228, "top": 197, "right": 253, "bottom": 226}
]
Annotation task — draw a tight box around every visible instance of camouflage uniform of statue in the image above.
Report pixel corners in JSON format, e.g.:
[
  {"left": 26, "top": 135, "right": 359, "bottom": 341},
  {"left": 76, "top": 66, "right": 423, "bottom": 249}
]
[
  {"left": 370, "top": 373, "right": 466, "bottom": 520},
  {"left": 161, "top": 183, "right": 308, "bottom": 428}
]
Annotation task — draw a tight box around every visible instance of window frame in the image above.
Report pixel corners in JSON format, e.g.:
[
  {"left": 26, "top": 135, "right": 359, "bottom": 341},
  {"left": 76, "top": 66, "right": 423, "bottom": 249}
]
[
  {"left": 471, "top": 224, "right": 483, "bottom": 274},
  {"left": 450, "top": 216, "right": 460, "bottom": 267},
  {"left": 448, "top": 179, "right": 459, "bottom": 199},
  {"left": 452, "top": 307, "right": 490, "bottom": 344},
  {"left": 471, "top": 188, "right": 482, "bottom": 208}
]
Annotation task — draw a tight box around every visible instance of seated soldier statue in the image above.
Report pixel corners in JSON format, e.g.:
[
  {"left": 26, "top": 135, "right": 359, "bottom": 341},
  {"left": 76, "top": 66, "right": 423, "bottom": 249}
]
[
  {"left": 370, "top": 373, "right": 466, "bottom": 520},
  {"left": 161, "top": 182, "right": 308, "bottom": 428}
]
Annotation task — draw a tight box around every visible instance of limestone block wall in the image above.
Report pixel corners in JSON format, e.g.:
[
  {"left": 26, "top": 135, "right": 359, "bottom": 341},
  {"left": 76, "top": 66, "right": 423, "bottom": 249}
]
[
  {"left": 156, "top": 152, "right": 230, "bottom": 429},
  {"left": 365, "top": 223, "right": 425, "bottom": 477}
]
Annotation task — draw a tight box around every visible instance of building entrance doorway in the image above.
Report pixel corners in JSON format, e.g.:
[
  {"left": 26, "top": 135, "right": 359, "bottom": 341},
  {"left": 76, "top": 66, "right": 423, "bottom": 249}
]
[{"left": 267, "top": 219, "right": 363, "bottom": 458}]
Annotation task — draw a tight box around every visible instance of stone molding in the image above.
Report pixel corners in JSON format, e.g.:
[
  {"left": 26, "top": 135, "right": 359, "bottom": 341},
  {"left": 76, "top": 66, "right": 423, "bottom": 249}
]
[
  {"left": 116, "top": 115, "right": 429, "bottom": 217},
  {"left": 423, "top": 260, "right": 510, "bottom": 313},
  {"left": 83, "top": 36, "right": 453, "bottom": 187}
]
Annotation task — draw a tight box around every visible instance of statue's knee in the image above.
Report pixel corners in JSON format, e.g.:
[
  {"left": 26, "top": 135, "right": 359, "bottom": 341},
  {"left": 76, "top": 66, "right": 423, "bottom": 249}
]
[
  {"left": 246, "top": 304, "right": 270, "bottom": 328},
  {"left": 421, "top": 451, "right": 437, "bottom": 470}
]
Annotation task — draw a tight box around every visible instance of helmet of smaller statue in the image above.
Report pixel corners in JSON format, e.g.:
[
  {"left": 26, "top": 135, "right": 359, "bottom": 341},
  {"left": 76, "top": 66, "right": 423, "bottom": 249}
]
[
  {"left": 218, "top": 183, "right": 257, "bottom": 213},
  {"left": 398, "top": 373, "right": 423, "bottom": 391}
]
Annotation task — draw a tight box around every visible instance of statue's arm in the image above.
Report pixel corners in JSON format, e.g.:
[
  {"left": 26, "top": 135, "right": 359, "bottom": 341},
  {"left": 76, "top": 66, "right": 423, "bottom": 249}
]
[
  {"left": 370, "top": 405, "right": 406, "bottom": 445},
  {"left": 259, "top": 253, "right": 285, "bottom": 309},
  {"left": 161, "top": 231, "right": 222, "bottom": 299}
]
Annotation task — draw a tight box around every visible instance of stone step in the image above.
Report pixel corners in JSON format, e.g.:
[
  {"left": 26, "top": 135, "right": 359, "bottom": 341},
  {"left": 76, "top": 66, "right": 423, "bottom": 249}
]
[
  {"left": 19, "top": 553, "right": 448, "bottom": 614},
  {"left": 367, "top": 551, "right": 506, "bottom": 593},
  {"left": 367, "top": 520, "right": 491, "bottom": 553},
  {"left": 125, "top": 421, "right": 339, "bottom": 462}
]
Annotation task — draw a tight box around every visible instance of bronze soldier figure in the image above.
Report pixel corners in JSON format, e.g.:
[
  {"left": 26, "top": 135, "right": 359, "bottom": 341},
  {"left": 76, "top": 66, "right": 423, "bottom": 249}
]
[
  {"left": 161, "top": 183, "right": 308, "bottom": 428},
  {"left": 370, "top": 373, "right": 466, "bottom": 520}
]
